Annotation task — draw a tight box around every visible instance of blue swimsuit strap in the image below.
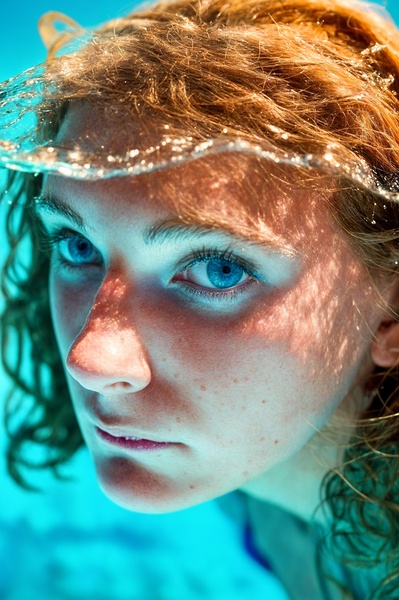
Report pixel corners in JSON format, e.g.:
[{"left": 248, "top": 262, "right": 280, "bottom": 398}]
[{"left": 243, "top": 521, "right": 273, "bottom": 572}]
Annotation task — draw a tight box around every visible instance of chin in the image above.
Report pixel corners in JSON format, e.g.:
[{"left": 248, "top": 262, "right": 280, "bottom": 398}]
[{"left": 94, "top": 455, "right": 210, "bottom": 514}]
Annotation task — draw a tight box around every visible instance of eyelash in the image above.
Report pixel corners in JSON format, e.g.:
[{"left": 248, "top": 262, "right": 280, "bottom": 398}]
[{"left": 40, "top": 227, "right": 260, "bottom": 303}]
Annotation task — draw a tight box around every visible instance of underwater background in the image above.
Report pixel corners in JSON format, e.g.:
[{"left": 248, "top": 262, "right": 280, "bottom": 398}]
[{"left": 1, "top": 1, "right": 398, "bottom": 599}]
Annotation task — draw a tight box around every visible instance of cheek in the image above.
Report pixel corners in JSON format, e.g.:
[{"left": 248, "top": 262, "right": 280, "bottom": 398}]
[{"left": 148, "top": 302, "right": 342, "bottom": 454}]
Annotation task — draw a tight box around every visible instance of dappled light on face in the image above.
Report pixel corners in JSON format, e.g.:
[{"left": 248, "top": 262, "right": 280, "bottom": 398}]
[
  {"left": 144, "top": 151, "right": 318, "bottom": 253},
  {"left": 237, "top": 190, "right": 381, "bottom": 401}
]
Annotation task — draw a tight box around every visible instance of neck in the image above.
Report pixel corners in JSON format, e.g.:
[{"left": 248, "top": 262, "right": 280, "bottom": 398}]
[{"left": 239, "top": 439, "right": 337, "bottom": 525}]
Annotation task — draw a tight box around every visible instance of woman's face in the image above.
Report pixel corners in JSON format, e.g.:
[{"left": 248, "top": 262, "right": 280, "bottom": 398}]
[{"left": 37, "top": 106, "right": 385, "bottom": 514}]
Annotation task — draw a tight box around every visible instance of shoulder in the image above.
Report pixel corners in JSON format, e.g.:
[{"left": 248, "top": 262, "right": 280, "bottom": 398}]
[{"left": 219, "top": 493, "right": 381, "bottom": 600}]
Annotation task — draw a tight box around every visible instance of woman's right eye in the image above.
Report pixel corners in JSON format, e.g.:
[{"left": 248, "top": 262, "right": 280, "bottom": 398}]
[
  {"left": 44, "top": 229, "right": 103, "bottom": 268},
  {"left": 59, "top": 235, "right": 102, "bottom": 266}
]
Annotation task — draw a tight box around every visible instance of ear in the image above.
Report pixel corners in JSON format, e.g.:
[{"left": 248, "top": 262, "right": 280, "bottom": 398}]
[{"left": 371, "top": 319, "right": 399, "bottom": 367}]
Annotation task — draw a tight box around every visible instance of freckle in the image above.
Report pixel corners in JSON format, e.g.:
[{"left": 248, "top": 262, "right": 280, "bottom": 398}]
[
  {"left": 274, "top": 439, "right": 279, "bottom": 445},
  {"left": 243, "top": 471, "right": 249, "bottom": 477},
  {"left": 200, "top": 384, "right": 207, "bottom": 391},
  {"left": 260, "top": 437, "right": 265, "bottom": 442},
  {"left": 233, "top": 378, "right": 238, "bottom": 384},
  {"left": 262, "top": 400, "right": 266, "bottom": 404},
  {"left": 247, "top": 459, "right": 253, "bottom": 465},
  {"left": 241, "top": 405, "right": 247, "bottom": 410},
  {"left": 190, "top": 485, "right": 195, "bottom": 490}
]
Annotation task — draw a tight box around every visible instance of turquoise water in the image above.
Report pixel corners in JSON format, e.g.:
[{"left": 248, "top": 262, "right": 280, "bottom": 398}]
[{"left": 1, "top": 1, "right": 398, "bottom": 599}]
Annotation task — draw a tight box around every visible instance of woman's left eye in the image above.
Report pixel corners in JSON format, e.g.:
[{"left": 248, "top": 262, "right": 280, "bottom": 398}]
[
  {"left": 180, "top": 258, "right": 247, "bottom": 289},
  {"left": 175, "top": 253, "right": 254, "bottom": 292}
]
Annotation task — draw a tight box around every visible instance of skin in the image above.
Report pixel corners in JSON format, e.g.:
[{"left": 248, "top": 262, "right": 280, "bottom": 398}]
[{"left": 36, "top": 105, "right": 388, "bottom": 516}]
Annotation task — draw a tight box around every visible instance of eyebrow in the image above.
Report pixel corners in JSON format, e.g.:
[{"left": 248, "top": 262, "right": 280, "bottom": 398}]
[
  {"left": 34, "top": 193, "right": 295, "bottom": 254},
  {"left": 143, "top": 219, "right": 288, "bottom": 250},
  {"left": 35, "top": 194, "right": 91, "bottom": 233}
]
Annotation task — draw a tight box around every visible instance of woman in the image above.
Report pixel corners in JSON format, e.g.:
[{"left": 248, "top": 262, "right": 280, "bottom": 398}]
[{"left": 2, "top": 0, "right": 399, "bottom": 597}]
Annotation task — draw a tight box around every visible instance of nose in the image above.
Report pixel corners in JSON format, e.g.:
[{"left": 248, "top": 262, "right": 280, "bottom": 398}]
[{"left": 66, "top": 277, "right": 152, "bottom": 394}]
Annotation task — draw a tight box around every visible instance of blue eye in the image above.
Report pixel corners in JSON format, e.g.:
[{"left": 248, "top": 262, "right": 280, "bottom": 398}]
[
  {"left": 203, "top": 259, "right": 245, "bottom": 288},
  {"left": 60, "top": 236, "right": 100, "bottom": 264},
  {"left": 175, "top": 250, "right": 257, "bottom": 300},
  {"left": 58, "top": 236, "right": 102, "bottom": 266},
  {"left": 43, "top": 229, "right": 103, "bottom": 268}
]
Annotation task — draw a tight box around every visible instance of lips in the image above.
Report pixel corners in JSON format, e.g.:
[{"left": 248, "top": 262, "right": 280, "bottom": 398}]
[
  {"left": 96, "top": 426, "right": 174, "bottom": 451},
  {"left": 95, "top": 425, "right": 168, "bottom": 444}
]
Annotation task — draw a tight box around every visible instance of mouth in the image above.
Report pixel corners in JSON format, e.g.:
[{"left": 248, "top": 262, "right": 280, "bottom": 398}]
[{"left": 95, "top": 427, "right": 175, "bottom": 452}]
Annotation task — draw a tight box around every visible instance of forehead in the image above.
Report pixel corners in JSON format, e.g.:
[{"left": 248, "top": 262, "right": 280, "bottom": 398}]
[{"left": 51, "top": 102, "right": 340, "bottom": 252}]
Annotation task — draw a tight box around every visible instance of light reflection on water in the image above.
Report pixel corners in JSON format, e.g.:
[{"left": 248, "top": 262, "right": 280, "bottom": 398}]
[{"left": 1, "top": 62, "right": 399, "bottom": 203}]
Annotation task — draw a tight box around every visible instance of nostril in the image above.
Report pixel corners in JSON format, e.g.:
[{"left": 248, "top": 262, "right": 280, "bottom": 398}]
[{"left": 104, "top": 381, "right": 134, "bottom": 391}]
